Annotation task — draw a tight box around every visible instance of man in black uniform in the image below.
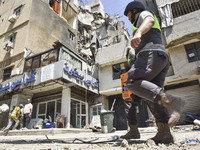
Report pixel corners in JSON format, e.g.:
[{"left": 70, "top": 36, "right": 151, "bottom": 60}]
[{"left": 121, "top": 1, "right": 185, "bottom": 144}]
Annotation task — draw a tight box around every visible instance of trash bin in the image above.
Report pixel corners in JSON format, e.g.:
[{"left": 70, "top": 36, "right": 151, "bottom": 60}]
[{"left": 100, "top": 111, "right": 114, "bottom": 133}]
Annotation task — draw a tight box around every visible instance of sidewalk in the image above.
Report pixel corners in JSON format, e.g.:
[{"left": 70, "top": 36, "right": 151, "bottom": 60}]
[{"left": 0, "top": 125, "right": 199, "bottom": 150}]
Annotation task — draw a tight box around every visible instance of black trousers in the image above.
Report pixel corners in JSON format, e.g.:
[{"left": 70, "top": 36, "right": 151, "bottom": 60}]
[
  {"left": 126, "top": 49, "right": 170, "bottom": 124},
  {"left": 23, "top": 113, "right": 31, "bottom": 128}
]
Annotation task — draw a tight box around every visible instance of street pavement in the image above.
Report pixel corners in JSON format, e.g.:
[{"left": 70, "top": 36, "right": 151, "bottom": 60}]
[{"left": 0, "top": 125, "right": 199, "bottom": 150}]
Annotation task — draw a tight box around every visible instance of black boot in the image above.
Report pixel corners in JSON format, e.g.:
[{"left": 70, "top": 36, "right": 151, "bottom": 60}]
[
  {"left": 120, "top": 125, "right": 140, "bottom": 139},
  {"left": 159, "top": 93, "right": 185, "bottom": 127},
  {"left": 151, "top": 122, "right": 174, "bottom": 144}
]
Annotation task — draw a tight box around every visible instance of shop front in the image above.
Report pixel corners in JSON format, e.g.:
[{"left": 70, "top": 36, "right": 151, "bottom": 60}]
[{"left": 0, "top": 45, "right": 99, "bottom": 129}]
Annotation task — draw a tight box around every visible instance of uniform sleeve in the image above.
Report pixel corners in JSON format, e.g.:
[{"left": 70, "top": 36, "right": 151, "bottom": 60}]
[
  {"left": 140, "top": 11, "right": 154, "bottom": 20},
  {"left": 136, "top": 11, "right": 154, "bottom": 27}
]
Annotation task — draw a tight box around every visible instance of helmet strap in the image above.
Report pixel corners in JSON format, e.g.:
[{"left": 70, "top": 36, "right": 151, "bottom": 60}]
[{"left": 131, "top": 11, "right": 136, "bottom": 24}]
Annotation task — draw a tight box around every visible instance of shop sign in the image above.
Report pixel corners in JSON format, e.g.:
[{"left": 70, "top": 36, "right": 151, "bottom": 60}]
[
  {"left": 0, "top": 70, "right": 36, "bottom": 95},
  {"left": 64, "top": 62, "right": 98, "bottom": 88}
]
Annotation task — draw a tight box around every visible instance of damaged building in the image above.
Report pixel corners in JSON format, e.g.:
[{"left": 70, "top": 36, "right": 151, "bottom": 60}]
[{"left": 0, "top": 0, "right": 131, "bottom": 130}]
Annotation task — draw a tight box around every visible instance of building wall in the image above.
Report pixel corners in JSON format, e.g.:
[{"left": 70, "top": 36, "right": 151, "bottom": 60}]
[
  {"left": 96, "top": 41, "right": 128, "bottom": 93},
  {"left": 99, "top": 65, "right": 121, "bottom": 92},
  {"left": 0, "top": 0, "right": 31, "bottom": 61},
  {"left": 168, "top": 42, "right": 200, "bottom": 77},
  {"left": 165, "top": 10, "right": 200, "bottom": 45},
  {"left": 0, "top": 0, "right": 78, "bottom": 82},
  {"left": 26, "top": 0, "right": 77, "bottom": 54}
]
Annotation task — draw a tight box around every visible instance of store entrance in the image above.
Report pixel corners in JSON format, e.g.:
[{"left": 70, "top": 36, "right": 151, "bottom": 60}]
[
  {"left": 70, "top": 98, "right": 88, "bottom": 128},
  {"left": 37, "top": 99, "right": 61, "bottom": 122}
]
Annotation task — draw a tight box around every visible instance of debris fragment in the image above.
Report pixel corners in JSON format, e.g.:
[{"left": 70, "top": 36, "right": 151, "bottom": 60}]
[{"left": 120, "top": 139, "right": 128, "bottom": 147}]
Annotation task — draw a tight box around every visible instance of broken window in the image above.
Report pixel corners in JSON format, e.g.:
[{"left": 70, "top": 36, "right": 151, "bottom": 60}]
[
  {"left": 41, "top": 49, "right": 58, "bottom": 66},
  {"left": 60, "top": 49, "right": 82, "bottom": 70},
  {"left": 3, "top": 67, "right": 12, "bottom": 81},
  {"left": 185, "top": 41, "right": 200, "bottom": 63},
  {"left": 24, "top": 48, "right": 58, "bottom": 72},
  {"left": 113, "top": 62, "right": 129, "bottom": 80},
  {"left": 24, "top": 58, "right": 32, "bottom": 72},
  {"left": 32, "top": 55, "right": 40, "bottom": 70}
]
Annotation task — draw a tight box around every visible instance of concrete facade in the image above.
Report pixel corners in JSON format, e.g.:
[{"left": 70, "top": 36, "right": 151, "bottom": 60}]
[
  {"left": 155, "top": 0, "right": 200, "bottom": 123},
  {"left": 0, "top": 0, "right": 99, "bottom": 130},
  {"left": 0, "top": 0, "right": 78, "bottom": 82}
]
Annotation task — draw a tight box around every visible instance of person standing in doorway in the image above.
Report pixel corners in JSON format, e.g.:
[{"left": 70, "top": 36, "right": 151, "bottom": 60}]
[
  {"left": 121, "top": 1, "right": 185, "bottom": 144},
  {"left": 23, "top": 99, "right": 33, "bottom": 129}
]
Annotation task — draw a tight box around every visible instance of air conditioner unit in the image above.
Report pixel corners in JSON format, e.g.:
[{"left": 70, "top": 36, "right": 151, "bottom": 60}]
[
  {"left": 4, "top": 41, "right": 13, "bottom": 51},
  {"left": 11, "top": 68, "right": 20, "bottom": 77},
  {"left": 8, "top": 14, "right": 17, "bottom": 23}
]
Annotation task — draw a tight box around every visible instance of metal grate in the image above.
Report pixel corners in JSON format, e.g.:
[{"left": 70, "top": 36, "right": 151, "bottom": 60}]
[{"left": 172, "top": 0, "right": 200, "bottom": 18}]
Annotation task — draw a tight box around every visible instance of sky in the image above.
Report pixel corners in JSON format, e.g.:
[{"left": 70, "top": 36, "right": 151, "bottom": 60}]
[{"left": 82, "top": 0, "right": 134, "bottom": 36}]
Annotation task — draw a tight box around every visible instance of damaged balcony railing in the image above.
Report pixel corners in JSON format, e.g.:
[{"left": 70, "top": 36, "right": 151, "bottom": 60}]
[{"left": 172, "top": 0, "right": 200, "bottom": 18}]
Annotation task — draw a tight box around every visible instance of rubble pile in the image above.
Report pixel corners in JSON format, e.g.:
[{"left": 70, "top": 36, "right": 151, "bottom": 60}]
[{"left": 77, "top": 7, "right": 129, "bottom": 64}]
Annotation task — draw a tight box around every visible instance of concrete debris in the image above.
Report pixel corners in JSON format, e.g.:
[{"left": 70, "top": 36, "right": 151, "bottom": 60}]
[
  {"left": 194, "top": 119, "right": 200, "bottom": 126},
  {"left": 0, "top": 104, "right": 9, "bottom": 114},
  {"left": 77, "top": 6, "right": 129, "bottom": 64},
  {"left": 120, "top": 139, "right": 128, "bottom": 147},
  {"left": 146, "top": 139, "right": 156, "bottom": 147}
]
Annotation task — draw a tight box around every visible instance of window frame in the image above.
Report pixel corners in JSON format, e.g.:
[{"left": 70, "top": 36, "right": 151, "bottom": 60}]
[
  {"left": 185, "top": 41, "right": 200, "bottom": 63},
  {"left": 112, "top": 62, "right": 129, "bottom": 80},
  {"left": 3, "top": 67, "right": 12, "bottom": 81}
]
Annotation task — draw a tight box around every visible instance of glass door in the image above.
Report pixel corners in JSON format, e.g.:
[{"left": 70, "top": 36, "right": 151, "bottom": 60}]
[
  {"left": 37, "top": 99, "right": 61, "bottom": 122},
  {"left": 70, "top": 98, "right": 88, "bottom": 128}
]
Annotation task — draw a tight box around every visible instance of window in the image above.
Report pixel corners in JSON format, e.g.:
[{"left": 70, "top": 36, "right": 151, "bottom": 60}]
[
  {"left": 24, "top": 58, "right": 32, "bottom": 72},
  {"left": 8, "top": 5, "right": 22, "bottom": 23},
  {"left": 172, "top": 0, "right": 200, "bottom": 18},
  {"left": 68, "top": 30, "right": 75, "bottom": 41},
  {"left": 14, "top": 6, "right": 22, "bottom": 16},
  {"left": 41, "top": 49, "right": 58, "bottom": 66},
  {"left": 9, "top": 34, "right": 16, "bottom": 43},
  {"left": 92, "top": 106, "right": 101, "bottom": 116},
  {"left": 24, "top": 48, "right": 59, "bottom": 72},
  {"left": 185, "top": 41, "right": 200, "bottom": 63},
  {"left": 32, "top": 56, "right": 40, "bottom": 70},
  {"left": 113, "top": 62, "right": 129, "bottom": 80},
  {"left": 3, "top": 67, "right": 12, "bottom": 81},
  {"left": 37, "top": 99, "right": 61, "bottom": 122},
  {"left": 60, "top": 49, "right": 82, "bottom": 70}
]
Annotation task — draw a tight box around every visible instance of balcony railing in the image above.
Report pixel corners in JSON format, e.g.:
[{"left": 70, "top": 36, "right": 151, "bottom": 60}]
[{"left": 172, "top": 0, "right": 200, "bottom": 18}]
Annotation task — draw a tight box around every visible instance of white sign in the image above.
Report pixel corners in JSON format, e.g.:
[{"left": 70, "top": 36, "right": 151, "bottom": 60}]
[
  {"left": 90, "top": 115, "right": 101, "bottom": 127},
  {"left": 41, "top": 64, "right": 54, "bottom": 82}
]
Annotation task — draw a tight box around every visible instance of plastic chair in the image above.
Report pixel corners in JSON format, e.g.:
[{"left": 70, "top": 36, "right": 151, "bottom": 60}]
[{"left": 57, "top": 115, "right": 65, "bottom": 128}]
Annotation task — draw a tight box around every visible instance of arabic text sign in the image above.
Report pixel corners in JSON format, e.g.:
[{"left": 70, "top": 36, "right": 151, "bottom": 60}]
[{"left": 0, "top": 70, "right": 36, "bottom": 96}]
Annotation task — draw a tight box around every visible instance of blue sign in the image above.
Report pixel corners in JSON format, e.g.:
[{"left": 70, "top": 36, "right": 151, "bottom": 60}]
[
  {"left": 64, "top": 62, "right": 98, "bottom": 88},
  {"left": 0, "top": 70, "right": 36, "bottom": 95}
]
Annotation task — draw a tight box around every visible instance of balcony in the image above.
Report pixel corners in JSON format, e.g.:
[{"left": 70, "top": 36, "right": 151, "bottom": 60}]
[
  {"left": 162, "top": 0, "right": 200, "bottom": 47},
  {"left": 172, "top": 0, "right": 200, "bottom": 18}
]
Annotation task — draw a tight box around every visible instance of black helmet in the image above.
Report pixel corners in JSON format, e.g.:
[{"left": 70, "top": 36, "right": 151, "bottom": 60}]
[{"left": 124, "top": 1, "right": 145, "bottom": 16}]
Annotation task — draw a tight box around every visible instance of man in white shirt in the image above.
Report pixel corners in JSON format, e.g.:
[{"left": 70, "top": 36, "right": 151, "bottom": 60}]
[{"left": 23, "top": 99, "right": 33, "bottom": 129}]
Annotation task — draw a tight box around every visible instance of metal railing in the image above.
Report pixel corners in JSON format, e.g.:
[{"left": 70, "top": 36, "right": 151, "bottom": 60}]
[{"left": 172, "top": 0, "right": 200, "bottom": 18}]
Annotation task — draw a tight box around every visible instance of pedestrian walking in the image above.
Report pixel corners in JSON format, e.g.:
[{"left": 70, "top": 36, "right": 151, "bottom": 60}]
[
  {"left": 3, "top": 105, "right": 21, "bottom": 132},
  {"left": 121, "top": 1, "right": 185, "bottom": 144}
]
